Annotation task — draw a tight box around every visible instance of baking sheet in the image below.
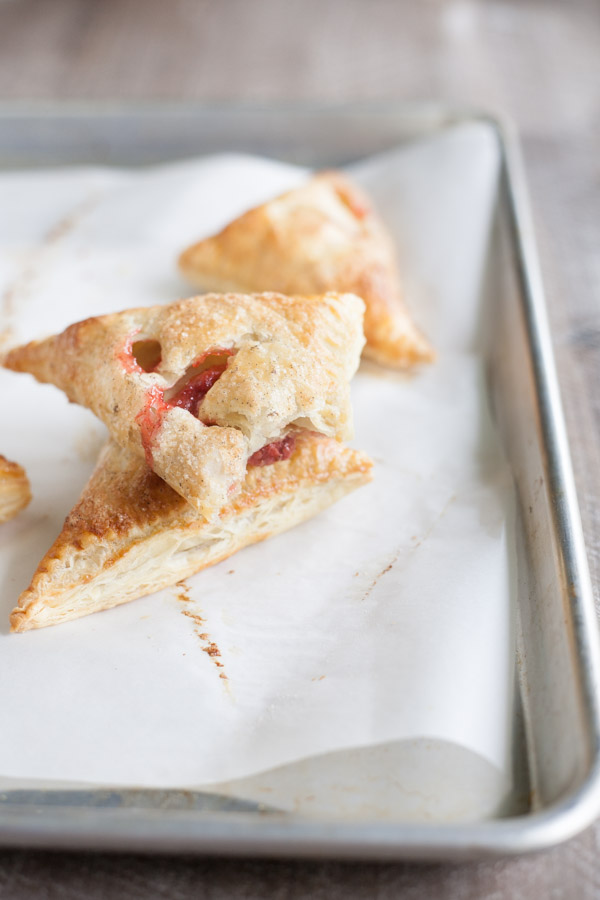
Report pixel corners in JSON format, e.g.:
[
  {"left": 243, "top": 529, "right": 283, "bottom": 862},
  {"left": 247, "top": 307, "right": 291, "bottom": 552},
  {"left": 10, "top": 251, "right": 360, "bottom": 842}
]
[{"left": 0, "top": 122, "right": 516, "bottom": 821}]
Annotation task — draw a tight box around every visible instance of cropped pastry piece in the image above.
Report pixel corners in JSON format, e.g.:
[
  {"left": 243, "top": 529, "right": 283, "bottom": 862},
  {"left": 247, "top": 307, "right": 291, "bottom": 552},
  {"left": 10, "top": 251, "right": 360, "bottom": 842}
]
[
  {"left": 0, "top": 455, "right": 31, "bottom": 523},
  {"left": 179, "top": 171, "right": 433, "bottom": 369},
  {"left": 2, "top": 291, "right": 365, "bottom": 517},
  {"left": 10, "top": 433, "right": 373, "bottom": 631}
]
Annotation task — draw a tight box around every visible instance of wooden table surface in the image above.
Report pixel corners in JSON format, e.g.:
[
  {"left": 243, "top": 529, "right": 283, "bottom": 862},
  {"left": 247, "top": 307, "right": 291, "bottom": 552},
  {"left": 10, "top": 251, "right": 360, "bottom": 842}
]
[{"left": 0, "top": 0, "right": 599, "bottom": 896}]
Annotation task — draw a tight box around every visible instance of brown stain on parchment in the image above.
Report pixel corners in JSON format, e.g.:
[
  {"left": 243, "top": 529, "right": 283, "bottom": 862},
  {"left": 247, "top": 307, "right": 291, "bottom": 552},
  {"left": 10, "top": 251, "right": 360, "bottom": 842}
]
[
  {"left": 360, "top": 549, "right": 402, "bottom": 604},
  {"left": 175, "top": 581, "right": 191, "bottom": 603},
  {"left": 360, "top": 493, "right": 457, "bottom": 603},
  {"left": 174, "top": 581, "right": 229, "bottom": 684}
]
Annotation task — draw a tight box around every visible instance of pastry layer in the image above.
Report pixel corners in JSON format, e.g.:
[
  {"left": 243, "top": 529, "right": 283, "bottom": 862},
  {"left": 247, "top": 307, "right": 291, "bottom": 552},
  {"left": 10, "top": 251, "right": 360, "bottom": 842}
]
[{"left": 10, "top": 432, "right": 372, "bottom": 631}]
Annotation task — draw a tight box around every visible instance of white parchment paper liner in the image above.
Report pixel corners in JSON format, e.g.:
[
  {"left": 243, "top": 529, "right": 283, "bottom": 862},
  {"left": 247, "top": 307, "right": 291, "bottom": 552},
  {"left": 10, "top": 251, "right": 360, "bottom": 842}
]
[{"left": 0, "top": 122, "right": 516, "bottom": 820}]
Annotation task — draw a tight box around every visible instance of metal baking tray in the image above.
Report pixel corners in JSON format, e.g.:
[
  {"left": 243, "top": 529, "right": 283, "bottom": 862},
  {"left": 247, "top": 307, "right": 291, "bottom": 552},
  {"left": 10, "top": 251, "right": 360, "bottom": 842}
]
[{"left": 0, "top": 102, "right": 599, "bottom": 861}]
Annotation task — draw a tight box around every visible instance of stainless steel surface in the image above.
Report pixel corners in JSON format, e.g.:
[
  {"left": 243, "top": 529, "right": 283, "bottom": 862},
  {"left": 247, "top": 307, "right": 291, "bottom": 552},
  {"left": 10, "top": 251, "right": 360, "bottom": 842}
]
[{"left": 0, "top": 104, "right": 598, "bottom": 861}]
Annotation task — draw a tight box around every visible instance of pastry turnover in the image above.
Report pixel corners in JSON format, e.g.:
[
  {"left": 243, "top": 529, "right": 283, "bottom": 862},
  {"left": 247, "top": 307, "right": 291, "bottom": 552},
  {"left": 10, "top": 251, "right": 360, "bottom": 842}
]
[
  {"left": 2, "top": 291, "right": 365, "bottom": 517},
  {"left": 179, "top": 171, "right": 433, "bottom": 369},
  {"left": 10, "top": 433, "right": 372, "bottom": 631},
  {"left": 0, "top": 455, "right": 31, "bottom": 523}
]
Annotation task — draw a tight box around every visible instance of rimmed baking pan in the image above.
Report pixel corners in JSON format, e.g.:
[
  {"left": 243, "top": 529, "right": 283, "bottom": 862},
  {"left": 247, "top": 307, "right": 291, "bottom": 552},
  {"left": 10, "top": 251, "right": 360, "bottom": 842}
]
[{"left": 0, "top": 103, "right": 598, "bottom": 860}]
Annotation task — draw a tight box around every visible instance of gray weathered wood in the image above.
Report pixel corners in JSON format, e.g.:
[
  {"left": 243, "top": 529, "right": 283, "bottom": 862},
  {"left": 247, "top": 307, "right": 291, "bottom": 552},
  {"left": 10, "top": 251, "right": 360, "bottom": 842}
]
[{"left": 0, "top": 0, "right": 598, "bottom": 896}]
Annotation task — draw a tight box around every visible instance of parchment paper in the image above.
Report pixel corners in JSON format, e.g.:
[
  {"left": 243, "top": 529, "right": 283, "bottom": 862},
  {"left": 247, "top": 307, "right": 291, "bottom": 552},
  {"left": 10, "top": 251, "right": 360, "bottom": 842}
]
[{"left": 0, "top": 123, "right": 516, "bottom": 820}]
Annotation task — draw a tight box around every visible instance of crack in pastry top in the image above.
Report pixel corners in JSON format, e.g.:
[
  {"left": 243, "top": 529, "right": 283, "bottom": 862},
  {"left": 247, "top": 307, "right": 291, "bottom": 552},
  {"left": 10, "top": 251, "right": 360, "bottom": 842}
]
[
  {"left": 124, "top": 339, "right": 297, "bottom": 469},
  {"left": 130, "top": 346, "right": 236, "bottom": 467},
  {"left": 115, "top": 291, "right": 364, "bottom": 472}
]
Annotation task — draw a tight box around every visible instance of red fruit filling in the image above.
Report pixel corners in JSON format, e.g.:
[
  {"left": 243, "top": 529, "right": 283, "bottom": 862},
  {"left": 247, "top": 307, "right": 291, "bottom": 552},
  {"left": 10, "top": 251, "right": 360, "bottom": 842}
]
[
  {"left": 248, "top": 434, "right": 296, "bottom": 467},
  {"left": 135, "top": 385, "right": 169, "bottom": 467},
  {"left": 132, "top": 349, "right": 232, "bottom": 465},
  {"left": 169, "top": 364, "right": 228, "bottom": 415},
  {"left": 128, "top": 343, "right": 296, "bottom": 470}
]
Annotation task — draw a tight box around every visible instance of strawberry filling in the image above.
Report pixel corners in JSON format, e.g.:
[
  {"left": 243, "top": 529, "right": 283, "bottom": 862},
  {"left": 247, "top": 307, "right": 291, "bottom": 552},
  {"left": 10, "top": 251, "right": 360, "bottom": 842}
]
[
  {"left": 135, "top": 386, "right": 169, "bottom": 467},
  {"left": 248, "top": 434, "right": 296, "bottom": 467},
  {"left": 169, "top": 364, "right": 228, "bottom": 415},
  {"left": 128, "top": 343, "right": 296, "bottom": 470},
  {"left": 133, "top": 349, "right": 232, "bottom": 465}
]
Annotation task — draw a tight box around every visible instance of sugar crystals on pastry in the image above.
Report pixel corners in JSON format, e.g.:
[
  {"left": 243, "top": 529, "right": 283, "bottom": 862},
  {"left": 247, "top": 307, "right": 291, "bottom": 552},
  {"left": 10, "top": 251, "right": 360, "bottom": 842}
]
[
  {"left": 0, "top": 455, "right": 31, "bottom": 523},
  {"left": 179, "top": 171, "right": 433, "bottom": 370},
  {"left": 2, "top": 291, "right": 365, "bottom": 518},
  {"left": 10, "top": 433, "right": 373, "bottom": 631}
]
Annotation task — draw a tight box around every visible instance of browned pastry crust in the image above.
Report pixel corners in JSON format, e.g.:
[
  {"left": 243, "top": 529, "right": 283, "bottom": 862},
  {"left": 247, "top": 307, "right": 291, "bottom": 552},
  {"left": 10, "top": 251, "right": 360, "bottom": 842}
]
[
  {"left": 10, "top": 433, "right": 373, "bottom": 631},
  {"left": 2, "top": 291, "right": 365, "bottom": 517},
  {"left": 0, "top": 455, "right": 31, "bottom": 523},
  {"left": 179, "top": 171, "right": 433, "bottom": 369}
]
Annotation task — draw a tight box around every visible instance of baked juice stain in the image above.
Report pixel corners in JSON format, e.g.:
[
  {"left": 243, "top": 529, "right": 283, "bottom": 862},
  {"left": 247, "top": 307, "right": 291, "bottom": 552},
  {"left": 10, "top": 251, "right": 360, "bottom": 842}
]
[
  {"left": 360, "top": 494, "right": 457, "bottom": 603},
  {"left": 175, "top": 580, "right": 190, "bottom": 603},
  {"left": 174, "top": 581, "right": 229, "bottom": 683},
  {"left": 360, "top": 549, "right": 401, "bottom": 604},
  {"left": 182, "top": 609, "right": 205, "bottom": 629}
]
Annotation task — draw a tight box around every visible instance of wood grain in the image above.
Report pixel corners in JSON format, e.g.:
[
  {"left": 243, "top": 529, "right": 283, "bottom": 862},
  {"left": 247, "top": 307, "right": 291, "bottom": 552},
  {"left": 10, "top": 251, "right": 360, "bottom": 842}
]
[{"left": 0, "top": 0, "right": 599, "bottom": 897}]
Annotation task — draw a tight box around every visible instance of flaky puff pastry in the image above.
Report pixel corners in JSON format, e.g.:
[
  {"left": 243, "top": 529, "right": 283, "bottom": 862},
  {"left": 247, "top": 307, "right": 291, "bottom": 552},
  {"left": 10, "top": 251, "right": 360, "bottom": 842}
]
[
  {"left": 2, "top": 291, "right": 365, "bottom": 518},
  {"left": 0, "top": 455, "right": 31, "bottom": 523},
  {"left": 179, "top": 172, "right": 433, "bottom": 369},
  {"left": 10, "top": 432, "right": 373, "bottom": 631}
]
